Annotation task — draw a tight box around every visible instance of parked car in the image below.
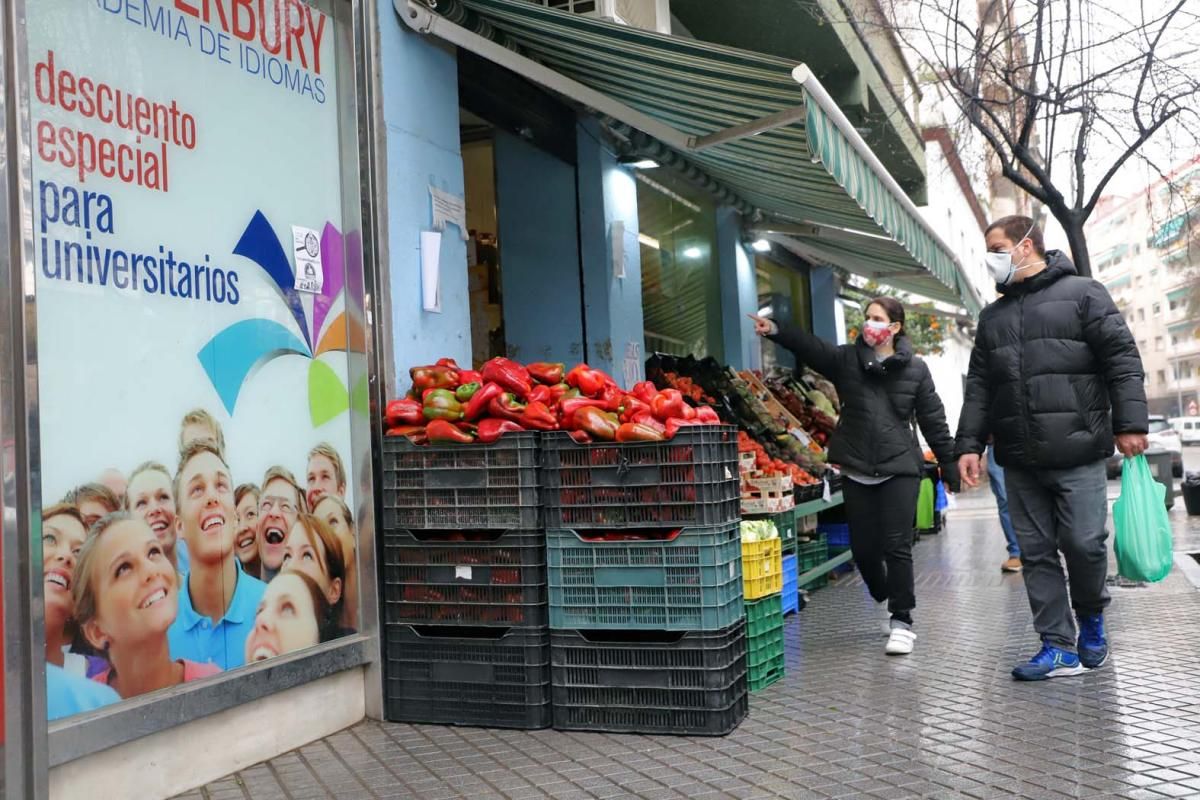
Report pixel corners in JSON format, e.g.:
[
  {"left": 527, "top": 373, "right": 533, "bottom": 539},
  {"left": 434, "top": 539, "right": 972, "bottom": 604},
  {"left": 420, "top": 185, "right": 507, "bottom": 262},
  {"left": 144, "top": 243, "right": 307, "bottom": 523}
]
[
  {"left": 1106, "top": 415, "right": 1183, "bottom": 478},
  {"left": 1169, "top": 416, "right": 1200, "bottom": 445}
]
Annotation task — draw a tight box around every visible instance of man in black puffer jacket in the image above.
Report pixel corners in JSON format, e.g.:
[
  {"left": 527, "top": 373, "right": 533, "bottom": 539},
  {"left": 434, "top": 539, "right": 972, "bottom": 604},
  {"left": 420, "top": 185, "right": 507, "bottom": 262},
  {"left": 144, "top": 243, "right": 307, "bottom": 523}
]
[{"left": 956, "top": 215, "right": 1148, "bottom": 682}]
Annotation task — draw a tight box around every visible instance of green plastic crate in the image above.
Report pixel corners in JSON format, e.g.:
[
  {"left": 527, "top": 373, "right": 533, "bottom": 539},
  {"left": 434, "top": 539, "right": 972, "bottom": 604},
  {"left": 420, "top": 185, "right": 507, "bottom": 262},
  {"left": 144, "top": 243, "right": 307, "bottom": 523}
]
[
  {"left": 748, "top": 650, "right": 785, "bottom": 692},
  {"left": 744, "top": 594, "right": 783, "bottom": 640},
  {"left": 548, "top": 524, "right": 745, "bottom": 630},
  {"left": 747, "top": 623, "right": 784, "bottom": 671},
  {"left": 795, "top": 533, "right": 829, "bottom": 572},
  {"left": 774, "top": 510, "right": 797, "bottom": 553},
  {"left": 799, "top": 572, "right": 828, "bottom": 592}
]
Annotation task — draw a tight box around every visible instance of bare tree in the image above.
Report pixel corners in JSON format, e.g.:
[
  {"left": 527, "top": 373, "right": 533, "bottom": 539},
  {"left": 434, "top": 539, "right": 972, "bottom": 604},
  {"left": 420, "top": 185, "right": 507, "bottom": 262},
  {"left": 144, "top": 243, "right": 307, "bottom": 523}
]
[{"left": 874, "top": 0, "right": 1200, "bottom": 276}]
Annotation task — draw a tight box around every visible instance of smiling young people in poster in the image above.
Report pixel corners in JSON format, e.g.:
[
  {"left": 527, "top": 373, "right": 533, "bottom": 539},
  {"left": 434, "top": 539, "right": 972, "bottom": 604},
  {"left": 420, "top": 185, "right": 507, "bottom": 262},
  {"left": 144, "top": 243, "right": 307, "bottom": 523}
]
[{"left": 27, "top": 0, "right": 362, "bottom": 721}]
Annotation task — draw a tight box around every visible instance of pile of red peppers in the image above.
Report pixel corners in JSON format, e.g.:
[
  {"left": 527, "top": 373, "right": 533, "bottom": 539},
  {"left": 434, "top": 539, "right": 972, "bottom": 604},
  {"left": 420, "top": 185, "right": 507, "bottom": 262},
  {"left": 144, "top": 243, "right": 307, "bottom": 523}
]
[{"left": 384, "top": 357, "right": 722, "bottom": 445}]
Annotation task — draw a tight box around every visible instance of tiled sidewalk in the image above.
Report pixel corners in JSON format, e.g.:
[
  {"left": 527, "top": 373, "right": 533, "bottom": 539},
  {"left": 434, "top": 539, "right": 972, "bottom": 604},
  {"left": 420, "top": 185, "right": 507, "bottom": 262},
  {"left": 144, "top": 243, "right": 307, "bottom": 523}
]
[{"left": 181, "top": 494, "right": 1200, "bottom": 800}]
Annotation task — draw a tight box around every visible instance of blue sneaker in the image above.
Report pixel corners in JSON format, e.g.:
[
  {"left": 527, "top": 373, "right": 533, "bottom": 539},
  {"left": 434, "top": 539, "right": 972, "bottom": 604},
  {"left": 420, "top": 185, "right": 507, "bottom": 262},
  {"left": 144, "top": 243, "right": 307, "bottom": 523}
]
[
  {"left": 1011, "top": 644, "right": 1087, "bottom": 681},
  {"left": 1077, "top": 614, "right": 1109, "bottom": 669}
]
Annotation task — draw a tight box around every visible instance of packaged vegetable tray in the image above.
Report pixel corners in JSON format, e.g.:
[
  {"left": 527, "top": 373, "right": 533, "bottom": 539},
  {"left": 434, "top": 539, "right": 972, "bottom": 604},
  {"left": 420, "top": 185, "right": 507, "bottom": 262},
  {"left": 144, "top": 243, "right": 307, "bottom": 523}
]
[
  {"left": 380, "top": 432, "right": 540, "bottom": 530},
  {"left": 540, "top": 426, "right": 738, "bottom": 529}
]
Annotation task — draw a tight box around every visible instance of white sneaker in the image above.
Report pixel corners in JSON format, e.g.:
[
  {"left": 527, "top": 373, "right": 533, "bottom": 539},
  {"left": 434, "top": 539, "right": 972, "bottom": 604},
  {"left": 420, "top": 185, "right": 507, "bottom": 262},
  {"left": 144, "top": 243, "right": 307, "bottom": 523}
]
[
  {"left": 876, "top": 601, "right": 892, "bottom": 635},
  {"left": 885, "top": 627, "right": 916, "bottom": 655}
]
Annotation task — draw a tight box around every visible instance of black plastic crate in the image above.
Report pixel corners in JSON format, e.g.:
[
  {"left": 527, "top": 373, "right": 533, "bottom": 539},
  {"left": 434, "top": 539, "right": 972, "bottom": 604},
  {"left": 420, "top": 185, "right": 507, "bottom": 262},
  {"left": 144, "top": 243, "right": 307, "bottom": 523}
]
[
  {"left": 384, "top": 624, "right": 551, "bottom": 729},
  {"left": 551, "top": 621, "right": 746, "bottom": 714},
  {"left": 541, "top": 426, "right": 739, "bottom": 529},
  {"left": 381, "top": 433, "right": 540, "bottom": 529},
  {"left": 382, "top": 529, "right": 547, "bottom": 628},
  {"left": 552, "top": 689, "right": 747, "bottom": 736}
]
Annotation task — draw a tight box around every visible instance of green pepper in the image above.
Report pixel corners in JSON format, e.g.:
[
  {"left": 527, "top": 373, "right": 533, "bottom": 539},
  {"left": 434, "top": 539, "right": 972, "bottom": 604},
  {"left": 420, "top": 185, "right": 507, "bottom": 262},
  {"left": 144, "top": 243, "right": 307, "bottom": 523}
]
[
  {"left": 455, "top": 382, "right": 481, "bottom": 402},
  {"left": 423, "top": 388, "right": 463, "bottom": 421}
]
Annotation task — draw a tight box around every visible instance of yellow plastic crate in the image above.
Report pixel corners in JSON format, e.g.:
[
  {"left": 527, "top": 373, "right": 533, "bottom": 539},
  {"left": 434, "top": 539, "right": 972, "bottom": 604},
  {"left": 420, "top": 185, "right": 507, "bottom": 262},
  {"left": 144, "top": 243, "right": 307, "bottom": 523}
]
[{"left": 741, "top": 538, "right": 783, "bottom": 600}]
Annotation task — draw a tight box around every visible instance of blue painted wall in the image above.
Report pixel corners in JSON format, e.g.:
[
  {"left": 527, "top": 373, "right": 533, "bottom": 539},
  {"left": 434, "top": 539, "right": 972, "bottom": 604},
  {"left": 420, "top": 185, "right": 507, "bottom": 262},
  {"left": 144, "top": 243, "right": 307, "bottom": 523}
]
[
  {"left": 810, "top": 264, "right": 840, "bottom": 342},
  {"left": 576, "top": 118, "right": 645, "bottom": 383},
  {"left": 493, "top": 131, "right": 586, "bottom": 365},
  {"left": 716, "top": 206, "right": 762, "bottom": 370},
  {"left": 377, "top": 6, "right": 471, "bottom": 394}
]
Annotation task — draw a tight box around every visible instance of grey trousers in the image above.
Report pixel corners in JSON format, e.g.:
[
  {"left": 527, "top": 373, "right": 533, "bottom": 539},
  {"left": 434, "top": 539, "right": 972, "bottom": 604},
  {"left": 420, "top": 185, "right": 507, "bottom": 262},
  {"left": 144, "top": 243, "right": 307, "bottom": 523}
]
[{"left": 1003, "top": 459, "right": 1111, "bottom": 651}]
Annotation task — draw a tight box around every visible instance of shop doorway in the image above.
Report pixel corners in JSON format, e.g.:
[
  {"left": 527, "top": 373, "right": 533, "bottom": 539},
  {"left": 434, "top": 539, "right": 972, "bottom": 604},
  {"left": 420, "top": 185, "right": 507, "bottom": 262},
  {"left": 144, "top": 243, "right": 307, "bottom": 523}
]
[
  {"left": 458, "top": 50, "right": 588, "bottom": 369},
  {"left": 756, "top": 254, "right": 812, "bottom": 371}
]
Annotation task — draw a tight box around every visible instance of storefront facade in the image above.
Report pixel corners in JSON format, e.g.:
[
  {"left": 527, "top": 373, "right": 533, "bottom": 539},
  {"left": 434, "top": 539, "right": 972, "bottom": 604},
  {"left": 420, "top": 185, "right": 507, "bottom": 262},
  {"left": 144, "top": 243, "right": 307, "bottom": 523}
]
[
  {"left": 2, "top": 1, "right": 385, "bottom": 796},
  {"left": 1, "top": 1, "right": 983, "bottom": 797}
]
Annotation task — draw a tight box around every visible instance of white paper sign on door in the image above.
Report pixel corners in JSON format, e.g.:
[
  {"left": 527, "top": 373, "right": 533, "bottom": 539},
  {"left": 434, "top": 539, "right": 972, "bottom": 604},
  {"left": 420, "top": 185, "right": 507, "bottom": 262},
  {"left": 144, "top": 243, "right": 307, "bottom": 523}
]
[{"left": 292, "top": 225, "right": 324, "bottom": 293}]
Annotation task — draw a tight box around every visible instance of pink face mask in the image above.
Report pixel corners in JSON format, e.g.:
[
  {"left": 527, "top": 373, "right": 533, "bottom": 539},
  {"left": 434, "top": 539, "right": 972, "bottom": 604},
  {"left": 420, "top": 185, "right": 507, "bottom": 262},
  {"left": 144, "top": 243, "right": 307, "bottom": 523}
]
[{"left": 863, "top": 320, "right": 894, "bottom": 348}]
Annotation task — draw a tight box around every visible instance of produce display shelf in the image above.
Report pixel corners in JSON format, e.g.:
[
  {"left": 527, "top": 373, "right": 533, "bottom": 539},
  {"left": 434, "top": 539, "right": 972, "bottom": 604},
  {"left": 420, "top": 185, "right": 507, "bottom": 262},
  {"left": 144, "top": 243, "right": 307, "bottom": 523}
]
[
  {"left": 795, "top": 548, "right": 854, "bottom": 589},
  {"left": 792, "top": 491, "right": 844, "bottom": 518}
]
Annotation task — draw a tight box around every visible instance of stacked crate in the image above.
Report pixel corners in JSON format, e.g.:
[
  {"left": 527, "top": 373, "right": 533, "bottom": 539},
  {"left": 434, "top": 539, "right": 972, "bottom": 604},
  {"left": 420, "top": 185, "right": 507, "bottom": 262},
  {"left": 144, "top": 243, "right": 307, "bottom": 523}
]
[
  {"left": 542, "top": 426, "right": 748, "bottom": 735},
  {"left": 380, "top": 432, "right": 551, "bottom": 729},
  {"left": 742, "top": 527, "right": 785, "bottom": 692}
]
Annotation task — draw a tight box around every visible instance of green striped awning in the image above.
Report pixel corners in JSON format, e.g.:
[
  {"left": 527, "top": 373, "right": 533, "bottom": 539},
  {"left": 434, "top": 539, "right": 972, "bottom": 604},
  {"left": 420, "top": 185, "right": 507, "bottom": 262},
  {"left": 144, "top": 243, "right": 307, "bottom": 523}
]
[
  {"left": 1104, "top": 274, "right": 1132, "bottom": 291},
  {"left": 422, "top": 0, "right": 979, "bottom": 314},
  {"left": 1168, "top": 286, "right": 1190, "bottom": 303}
]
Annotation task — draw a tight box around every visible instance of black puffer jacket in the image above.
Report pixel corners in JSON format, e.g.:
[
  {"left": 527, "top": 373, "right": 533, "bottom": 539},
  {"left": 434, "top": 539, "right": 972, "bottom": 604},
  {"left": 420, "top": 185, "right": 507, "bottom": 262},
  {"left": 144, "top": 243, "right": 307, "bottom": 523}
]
[
  {"left": 955, "top": 251, "right": 1148, "bottom": 469},
  {"left": 768, "top": 325, "right": 958, "bottom": 485}
]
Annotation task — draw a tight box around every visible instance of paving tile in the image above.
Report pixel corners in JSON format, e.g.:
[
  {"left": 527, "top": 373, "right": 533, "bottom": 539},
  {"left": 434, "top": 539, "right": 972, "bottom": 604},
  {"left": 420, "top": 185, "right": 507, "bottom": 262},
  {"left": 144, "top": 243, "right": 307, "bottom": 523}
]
[{"left": 177, "top": 503, "right": 1200, "bottom": 800}]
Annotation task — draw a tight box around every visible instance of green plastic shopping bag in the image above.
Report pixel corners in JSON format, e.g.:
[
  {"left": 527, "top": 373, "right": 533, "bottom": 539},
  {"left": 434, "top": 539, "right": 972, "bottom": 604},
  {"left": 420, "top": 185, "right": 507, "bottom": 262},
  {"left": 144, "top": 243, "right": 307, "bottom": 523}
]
[
  {"left": 1112, "top": 455, "right": 1173, "bottom": 583},
  {"left": 915, "top": 477, "right": 935, "bottom": 530}
]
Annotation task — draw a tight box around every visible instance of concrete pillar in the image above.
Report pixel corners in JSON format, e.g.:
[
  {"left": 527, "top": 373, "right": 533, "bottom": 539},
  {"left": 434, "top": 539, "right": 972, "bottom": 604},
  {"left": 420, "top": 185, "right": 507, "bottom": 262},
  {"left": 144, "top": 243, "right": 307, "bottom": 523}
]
[
  {"left": 716, "top": 207, "right": 761, "bottom": 370},
  {"left": 576, "top": 118, "right": 646, "bottom": 383},
  {"left": 493, "top": 131, "right": 586, "bottom": 365},
  {"left": 377, "top": 8, "right": 470, "bottom": 393}
]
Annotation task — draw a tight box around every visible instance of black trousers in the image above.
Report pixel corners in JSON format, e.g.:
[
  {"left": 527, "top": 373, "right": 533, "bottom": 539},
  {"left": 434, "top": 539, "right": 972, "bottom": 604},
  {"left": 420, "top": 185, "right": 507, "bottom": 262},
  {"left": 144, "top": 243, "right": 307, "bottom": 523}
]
[{"left": 842, "top": 476, "right": 921, "bottom": 625}]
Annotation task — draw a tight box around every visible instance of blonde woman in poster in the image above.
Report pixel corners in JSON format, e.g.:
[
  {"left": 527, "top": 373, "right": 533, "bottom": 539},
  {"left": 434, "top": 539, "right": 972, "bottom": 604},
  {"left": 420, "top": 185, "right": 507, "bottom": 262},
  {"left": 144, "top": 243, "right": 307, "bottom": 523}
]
[
  {"left": 312, "top": 494, "right": 357, "bottom": 630},
  {"left": 73, "top": 513, "right": 220, "bottom": 698},
  {"left": 281, "top": 513, "right": 352, "bottom": 635},
  {"left": 126, "top": 461, "right": 188, "bottom": 575}
]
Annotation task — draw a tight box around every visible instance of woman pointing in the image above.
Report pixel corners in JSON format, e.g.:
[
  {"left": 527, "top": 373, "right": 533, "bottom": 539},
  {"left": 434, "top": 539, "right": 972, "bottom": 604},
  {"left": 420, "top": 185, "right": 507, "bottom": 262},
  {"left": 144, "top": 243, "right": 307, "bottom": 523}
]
[{"left": 751, "top": 297, "right": 959, "bottom": 656}]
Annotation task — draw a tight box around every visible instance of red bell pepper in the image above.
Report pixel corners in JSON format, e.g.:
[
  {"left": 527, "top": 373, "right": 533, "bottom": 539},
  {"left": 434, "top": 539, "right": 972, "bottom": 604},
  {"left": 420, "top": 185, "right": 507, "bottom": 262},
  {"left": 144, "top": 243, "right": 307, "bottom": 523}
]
[
  {"left": 488, "top": 393, "right": 527, "bottom": 423},
  {"left": 619, "top": 394, "right": 650, "bottom": 424},
  {"left": 423, "top": 389, "right": 463, "bottom": 421},
  {"left": 665, "top": 417, "right": 704, "bottom": 438},
  {"left": 477, "top": 418, "right": 525, "bottom": 443},
  {"left": 548, "top": 383, "right": 571, "bottom": 405},
  {"left": 527, "top": 362, "right": 565, "bottom": 386},
  {"left": 410, "top": 365, "right": 459, "bottom": 393},
  {"left": 631, "top": 381, "right": 659, "bottom": 404},
  {"left": 633, "top": 414, "right": 666, "bottom": 435},
  {"left": 522, "top": 400, "right": 558, "bottom": 431},
  {"left": 458, "top": 369, "right": 483, "bottom": 386},
  {"left": 464, "top": 382, "right": 503, "bottom": 421},
  {"left": 695, "top": 405, "right": 721, "bottom": 424},
  {"left": 568, "top": 429, "right": 592, "bottom": 444},
  {"left": 481, "top": 357, "right": 533, "bottom": 399},
  {"left": 384, "top": 425, "right": 425, "bottom": 437},
  {"left": 598, "top": 384, "right": 625, "bottom": 412},
  {"left": 566, "top": 365, "right": 615, "bottom": 398},
  {"left": 616, "top": 422, "right": 667, "bottom": 442},
  {"left": 574, "top": 406, "right": 620, "bottom": 441},
  {"left": 455, "top": 382, "right": 481, "bottom": 402},
  {"left": 427, "top": 418, "right": 474, "bottom": 443},
  {"left": 385, "top": 398, "right": 423, "bottom": 427},
  {"left": 559, "top": 397, "right": 612, "bottom": 429},
  {"left": 435, "top": 357, "right": 460, "bottom": 369},
  {"left": 651, "top": 389, "right": 686, "bottom": 422},
  {"left": 528, "top": 384, "right": 554, "bottom": 405},
  {"left": 679, "top": 402, "right": 697, "bottom": 421}
]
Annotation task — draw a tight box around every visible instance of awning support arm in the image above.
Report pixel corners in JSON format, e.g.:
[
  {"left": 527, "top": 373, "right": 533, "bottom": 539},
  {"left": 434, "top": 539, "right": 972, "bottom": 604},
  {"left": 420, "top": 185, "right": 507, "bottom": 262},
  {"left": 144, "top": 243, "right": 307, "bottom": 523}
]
[{"left": 398, "top": 0, "right": 810, "bottom": 153}]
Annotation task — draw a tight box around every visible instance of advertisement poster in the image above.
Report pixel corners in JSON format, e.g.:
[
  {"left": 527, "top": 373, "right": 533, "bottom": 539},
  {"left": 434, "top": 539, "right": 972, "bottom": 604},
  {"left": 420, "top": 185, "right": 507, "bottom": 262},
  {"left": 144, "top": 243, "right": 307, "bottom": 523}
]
[{"left": 27, "top": 0, "right": 364, "bottom": 720}]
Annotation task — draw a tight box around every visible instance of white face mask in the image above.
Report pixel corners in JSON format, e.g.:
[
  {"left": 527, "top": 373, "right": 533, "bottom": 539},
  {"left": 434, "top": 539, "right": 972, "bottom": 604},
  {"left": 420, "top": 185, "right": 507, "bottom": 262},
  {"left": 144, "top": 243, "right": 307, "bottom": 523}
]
[{"left": 985, "top": 223, "right": 1038, "bottom": 285}]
